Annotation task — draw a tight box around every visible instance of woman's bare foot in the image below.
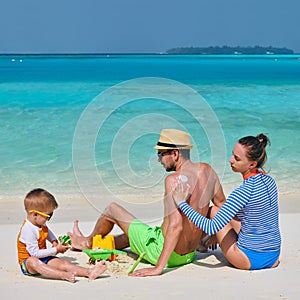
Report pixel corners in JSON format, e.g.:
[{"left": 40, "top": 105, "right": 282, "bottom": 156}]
[
  {"left": 88, "top": 261, "right": 108, "bottom": 280},
  {"left": 271, "top": 259, "right": 280, "bottom": 268}
]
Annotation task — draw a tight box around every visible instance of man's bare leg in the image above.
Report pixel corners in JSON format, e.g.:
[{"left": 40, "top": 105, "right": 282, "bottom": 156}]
[
  {"left": 68, "top": 202, "right": 136, "bottom": 250},
  {"left": 114, "top": 233, "right": 130, "bottom": 250}
]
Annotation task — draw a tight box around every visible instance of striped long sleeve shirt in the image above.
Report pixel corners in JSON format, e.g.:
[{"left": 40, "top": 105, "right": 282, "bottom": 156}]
[{"left": 178, "top": 173, "right": 281, "bottom": 252}]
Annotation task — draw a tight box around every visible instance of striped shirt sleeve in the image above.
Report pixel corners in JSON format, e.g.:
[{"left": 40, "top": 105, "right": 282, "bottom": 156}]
[{"left": 178, "top": 183, "right": 252, "bottom": 235}]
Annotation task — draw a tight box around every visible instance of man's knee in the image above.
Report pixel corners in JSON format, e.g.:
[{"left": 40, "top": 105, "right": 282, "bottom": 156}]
[
  {"left": 103, "top": 202, "right": 135, "bottom": 225},
  {"left": 104, "top": 202, "right": 124, "bottom": 217}
]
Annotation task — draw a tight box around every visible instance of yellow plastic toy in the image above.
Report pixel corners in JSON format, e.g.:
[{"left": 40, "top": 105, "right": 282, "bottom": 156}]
[{"left": 92, "top": 234, "right": 116, "bottom": 261}]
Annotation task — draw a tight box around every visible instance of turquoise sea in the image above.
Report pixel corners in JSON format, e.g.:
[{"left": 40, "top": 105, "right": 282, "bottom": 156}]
[{"left": 1, "top": 54, "right": 299, "bottom": 207}]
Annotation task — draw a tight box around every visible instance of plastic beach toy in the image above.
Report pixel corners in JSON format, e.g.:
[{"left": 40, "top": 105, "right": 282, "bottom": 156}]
[
  {"left": 92, "top": 234, "right": 115, "bottom": 250},
  {"left": 128, "top": 252, "right": 146, "bottom": 274},
  {"left": 92, "top": 234, "right": 117, "bottom": 260},
  {"left": 59, "top": 235, "right": 72, "bottom": 246},
  {"left": 83, "top": 249, "right": 127, "bottom": 264}
]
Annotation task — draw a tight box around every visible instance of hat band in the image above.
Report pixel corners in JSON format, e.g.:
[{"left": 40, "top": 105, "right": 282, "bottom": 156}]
[{"left": 156, "top": 141, "right": 189, "bottom": 149}]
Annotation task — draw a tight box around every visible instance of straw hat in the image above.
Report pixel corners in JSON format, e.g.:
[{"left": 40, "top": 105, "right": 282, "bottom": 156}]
[{"left": 154, "top": 129, "right": 193, "bottom": 150}]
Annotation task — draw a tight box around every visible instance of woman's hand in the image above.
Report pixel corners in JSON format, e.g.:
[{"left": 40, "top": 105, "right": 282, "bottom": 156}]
[{"left": 172, "top": 177, "right": 190, "bottom": 206}]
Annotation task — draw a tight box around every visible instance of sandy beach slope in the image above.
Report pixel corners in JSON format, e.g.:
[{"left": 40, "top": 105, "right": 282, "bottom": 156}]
[{"left": 1, "top": 194, "right": 299, "bottom": 300}]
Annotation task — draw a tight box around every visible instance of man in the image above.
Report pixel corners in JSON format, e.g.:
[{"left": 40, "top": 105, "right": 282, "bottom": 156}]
[{"left": 69, "top": 129, "right": 225, "bottom": 276}]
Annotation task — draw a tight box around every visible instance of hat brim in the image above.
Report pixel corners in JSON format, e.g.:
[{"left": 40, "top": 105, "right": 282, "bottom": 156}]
[{"left": 154, "top": 144, "right": 193, "bottom": 150}]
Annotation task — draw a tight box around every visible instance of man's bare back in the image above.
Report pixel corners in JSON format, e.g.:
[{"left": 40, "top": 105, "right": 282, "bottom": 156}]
[{"left": 161, "top": 161, "right": 225, "bottom": 255}]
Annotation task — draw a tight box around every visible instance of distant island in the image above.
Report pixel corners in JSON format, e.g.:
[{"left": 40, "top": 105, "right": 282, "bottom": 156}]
[{"left": 166, "top": 46, "right": 294, "bottom": 55}]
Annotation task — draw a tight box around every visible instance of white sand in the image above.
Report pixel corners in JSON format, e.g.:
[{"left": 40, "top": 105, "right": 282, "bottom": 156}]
[{"left": 1, "top": 193, "right": 299, "bottom": 299}]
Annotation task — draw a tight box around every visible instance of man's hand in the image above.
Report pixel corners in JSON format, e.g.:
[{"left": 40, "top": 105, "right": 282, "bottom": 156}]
[
  {"left": 172, "top": 177, "right": 190, "bottom": 206},
  {"left": 129, "top": 266, "right": 163, "bottom": 277}
]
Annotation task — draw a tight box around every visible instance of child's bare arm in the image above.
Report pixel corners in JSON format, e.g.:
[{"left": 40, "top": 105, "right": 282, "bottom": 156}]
[{"left": 52, "top": 240, "right": 58, "bottom": 247}]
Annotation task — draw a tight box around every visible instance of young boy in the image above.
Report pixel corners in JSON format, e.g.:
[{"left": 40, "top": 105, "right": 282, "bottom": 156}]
[{"left": 17, "top": 188, "right": 108, "bottom": 283}]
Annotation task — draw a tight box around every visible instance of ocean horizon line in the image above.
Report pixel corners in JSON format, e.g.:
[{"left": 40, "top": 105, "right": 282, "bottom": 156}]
[{"left": 1, "top": 52, "right": 300, "bottom": 57}]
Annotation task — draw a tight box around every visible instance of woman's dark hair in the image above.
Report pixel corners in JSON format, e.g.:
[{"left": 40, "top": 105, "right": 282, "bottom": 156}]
[{"left": 238, "top": 133, "right": 270, "bottom": 169}]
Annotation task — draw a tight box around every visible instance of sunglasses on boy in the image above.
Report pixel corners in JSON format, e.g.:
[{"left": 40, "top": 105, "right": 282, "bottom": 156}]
[{"left": 29, "top": 210, "right": 53, "bottom": 220}]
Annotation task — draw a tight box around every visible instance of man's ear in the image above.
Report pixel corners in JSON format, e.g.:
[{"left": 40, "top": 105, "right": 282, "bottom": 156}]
[{"left": 174, "top": 149, "right": 180, "bottom": 160}]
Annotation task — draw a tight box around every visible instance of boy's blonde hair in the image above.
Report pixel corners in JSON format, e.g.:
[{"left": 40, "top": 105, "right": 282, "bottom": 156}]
[{"left": 24, "top": 188, "right": 58, "bottom": 212}]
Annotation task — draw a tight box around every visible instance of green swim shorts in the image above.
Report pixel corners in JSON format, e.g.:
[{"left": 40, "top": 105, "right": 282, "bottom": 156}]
[{"left": 128, "top": 219, "right": 196, "bottom": 268}]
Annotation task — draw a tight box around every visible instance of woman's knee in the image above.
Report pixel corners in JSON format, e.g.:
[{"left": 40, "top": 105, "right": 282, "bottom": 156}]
[{"left": 208, "top": 206, "right": 220, "bottom": 218}]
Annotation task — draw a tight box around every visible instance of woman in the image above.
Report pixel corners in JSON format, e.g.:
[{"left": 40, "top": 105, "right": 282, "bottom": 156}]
[{"left": 172, "top": 134, "right": 281, "bottom": 270}]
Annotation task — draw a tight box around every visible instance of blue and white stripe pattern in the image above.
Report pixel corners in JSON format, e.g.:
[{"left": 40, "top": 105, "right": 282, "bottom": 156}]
[{"left": 178, "top": 173, "right": 281, "bottom": 252}]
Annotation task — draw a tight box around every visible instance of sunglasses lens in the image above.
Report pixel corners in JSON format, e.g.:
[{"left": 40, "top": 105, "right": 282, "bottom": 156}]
[
  {"left": 48, "top": 212, "right": 53, "bottom": 220},
  {"left": 157, "top": 150, "right": 172, "bottom": 159}
]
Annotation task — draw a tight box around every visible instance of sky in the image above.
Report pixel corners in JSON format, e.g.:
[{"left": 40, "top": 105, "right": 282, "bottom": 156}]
[{"left": 0, "top": 0, "right": 299, "bottom": 53}]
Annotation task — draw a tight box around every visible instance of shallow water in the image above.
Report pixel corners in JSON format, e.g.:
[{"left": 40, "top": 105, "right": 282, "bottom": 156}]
[{"left": 1, "top": 54, "right": 299, "bottom": 206}]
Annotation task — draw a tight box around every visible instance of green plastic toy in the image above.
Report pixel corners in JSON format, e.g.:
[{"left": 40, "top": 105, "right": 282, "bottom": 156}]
[
  {"left": 128, "top": 252, "right": 146, "bottom": 274},
  {"left": 59, "top": 235, "right": 72, "bottom": 246},
  {"left": 83, "top": 249, "right": 127, "bottom": 263}
]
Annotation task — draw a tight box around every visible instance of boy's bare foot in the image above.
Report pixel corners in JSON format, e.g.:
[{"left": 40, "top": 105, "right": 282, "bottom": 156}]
[
  {"left": 62, "top": 271, "right": 76, "bottom": 283},
  {"left": 88, "top": 261, "right": 108, "bottom": 280}
]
